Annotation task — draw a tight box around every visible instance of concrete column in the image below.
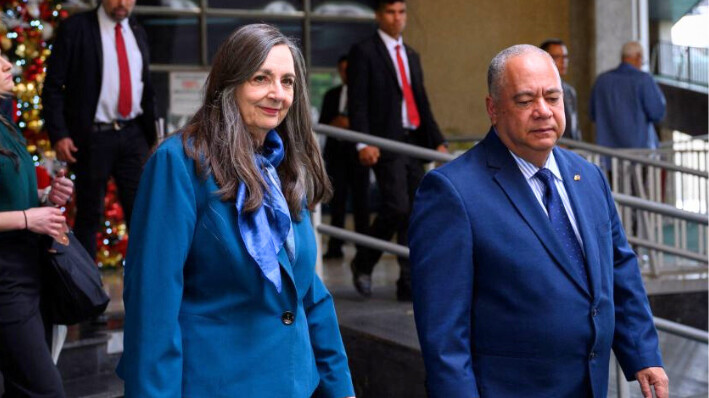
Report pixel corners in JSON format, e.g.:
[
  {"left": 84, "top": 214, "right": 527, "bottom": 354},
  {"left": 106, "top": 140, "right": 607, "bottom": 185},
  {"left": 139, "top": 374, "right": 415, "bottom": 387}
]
[
  {"left": 637, "top": 0, "right": 650, "bottom": 72},
  {"left": 594, "top": 0, "right": 650, "bottom": 75},
  {"left": 594, "top": 0, "right": 634, "bottom": 76}
]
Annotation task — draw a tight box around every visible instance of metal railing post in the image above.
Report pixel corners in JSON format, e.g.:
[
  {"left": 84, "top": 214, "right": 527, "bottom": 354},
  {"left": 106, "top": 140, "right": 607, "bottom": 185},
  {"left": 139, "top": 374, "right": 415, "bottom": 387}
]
[
  {"left": 687, "top": 45, "right": 692, "bottom": 83},
  {"left": 616, "top": 357, "right": 631, "bottom": 398},
  {"left": 313, "top": 202, "right": 323, "bottom": 278}
]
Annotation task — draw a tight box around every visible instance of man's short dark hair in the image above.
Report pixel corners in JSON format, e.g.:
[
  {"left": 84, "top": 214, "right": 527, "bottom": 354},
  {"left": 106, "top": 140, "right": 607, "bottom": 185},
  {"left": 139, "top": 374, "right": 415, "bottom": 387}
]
[
  {"left": 376, "top": 0, "right": 405, "bottom": 11},
  {"left": 337, "top": 54, "right": 348, "bottom": 65},
  {"left": 539, "top": 38, "right": 565, "bottom": 52}
]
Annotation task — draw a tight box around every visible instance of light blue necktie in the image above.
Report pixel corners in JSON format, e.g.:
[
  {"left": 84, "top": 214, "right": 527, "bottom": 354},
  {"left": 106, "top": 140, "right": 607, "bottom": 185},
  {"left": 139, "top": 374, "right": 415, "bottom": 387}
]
[
  {"left": 236, "top": 130, "right": 295, "bottom": 293},
  {"left": 535, "top": 168, "right": 588, "bottom": 286}
]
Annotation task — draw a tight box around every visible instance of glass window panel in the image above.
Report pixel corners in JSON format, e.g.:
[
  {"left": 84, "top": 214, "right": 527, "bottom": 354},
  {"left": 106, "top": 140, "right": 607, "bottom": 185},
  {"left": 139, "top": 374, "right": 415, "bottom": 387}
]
[
  {"left": 310, "top": 21, "right": 375, "bottom": 68},
  {"left": 136, "top": 16, "right": 200, "bottom": 65},
  {"left": 207, "top": 0, "right": 302, "bottom": 12},
  {"left": 311, "top": 0, "right": 375, "bottom": 16},
  {"left": 133, "top": 0, "right": 199, "bottom": 7},
  {"left": 207, "top": 18, "right": 303, "bottom": 63},
  {"left": 310, "top": 71, "right": 340, "bottom": 122}
]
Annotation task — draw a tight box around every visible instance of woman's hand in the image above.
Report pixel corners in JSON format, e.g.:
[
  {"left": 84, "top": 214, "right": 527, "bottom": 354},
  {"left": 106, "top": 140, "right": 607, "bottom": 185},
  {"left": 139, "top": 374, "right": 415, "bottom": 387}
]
[
  {"left": 48, "top": 169, "right": 74, "bottom": 206},
  {"left": 25, "top": 207, "right": 66, "bottom": 239}
]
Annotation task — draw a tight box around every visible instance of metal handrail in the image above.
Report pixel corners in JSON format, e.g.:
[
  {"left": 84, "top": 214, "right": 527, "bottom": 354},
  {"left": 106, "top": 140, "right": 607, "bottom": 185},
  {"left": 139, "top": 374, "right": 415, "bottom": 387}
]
[
  {"left": 316, "top": 124, "right": 454, "bottom": 163},
  {"left": 320, "top": 212, "right": 709, "bottom": 264},
  {"left": 653, "top": 317, "right": 708, "bottom": 343},
  {"left": 628, "top": 237, "right": 708, "bottom": 263},
  {"left": 439, "top": 134, "right": 708, "bottom": 177},
  {"left": 314, "top": 125, "right": 708, "bottom": 265},
  {"left": 316, "top": 125, "right": 709, "bottom": 219},
  {"left": 613, "top": 193, "right": 707, "bottom": 224},
  {"left": 558, "top": 138, "right": 708, "bottom": 177},
  {"left": 613, "top": 316, "right": 707, "bottom": 397},
  {"left": 317, "top": 224, "right": 409, "bottom": 258}
]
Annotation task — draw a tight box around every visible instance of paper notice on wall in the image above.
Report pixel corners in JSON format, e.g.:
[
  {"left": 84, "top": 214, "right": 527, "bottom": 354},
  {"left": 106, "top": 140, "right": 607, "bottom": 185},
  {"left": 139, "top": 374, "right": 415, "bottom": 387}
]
[{"left": 169, "top": 72, "right": 208, "bottom": 117}]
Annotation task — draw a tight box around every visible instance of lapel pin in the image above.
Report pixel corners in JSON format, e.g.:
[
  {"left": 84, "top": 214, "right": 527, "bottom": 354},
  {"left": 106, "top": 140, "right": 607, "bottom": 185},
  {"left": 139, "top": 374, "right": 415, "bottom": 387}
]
[{"left": 574, "top": 174, "right": 581, "bottom": 181}]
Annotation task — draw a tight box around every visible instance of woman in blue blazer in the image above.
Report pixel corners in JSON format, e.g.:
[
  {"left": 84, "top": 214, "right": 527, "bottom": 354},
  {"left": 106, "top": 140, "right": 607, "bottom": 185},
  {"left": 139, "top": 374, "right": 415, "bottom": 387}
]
[{"left": 117, "top": 24, "right": 355, "bottom": 398}]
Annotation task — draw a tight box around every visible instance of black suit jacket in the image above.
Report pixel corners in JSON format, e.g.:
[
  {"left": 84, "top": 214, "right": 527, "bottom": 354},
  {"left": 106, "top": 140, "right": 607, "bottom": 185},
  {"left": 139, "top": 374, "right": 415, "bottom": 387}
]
[
  {"left": 319, "top": 84, "right": 343, "bottom": 127},
  {"left": 319, "top": 85, "right": 349, "bottom": 160},
  {"left": 42, "top": 9, "right": 157, "bottom": 149},
  {"left": 562, "top": 81, "right": 581, "bottom": 141},
  {"left": 347, "top": 34, "right": 443, "bottom": 160}
]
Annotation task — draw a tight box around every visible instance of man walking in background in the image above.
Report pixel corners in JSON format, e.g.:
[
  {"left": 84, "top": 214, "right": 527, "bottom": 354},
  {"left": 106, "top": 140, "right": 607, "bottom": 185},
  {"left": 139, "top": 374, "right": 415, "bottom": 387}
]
[
  {"left": 320, "top": 55, "right": 370, "bottom": 261},
  {"left": 541, "top": 38, "right": 582, "bottom": 141},
  {"left": 590, "top": 41, "right": 666, "bottom": 149},
  {"left": 43, "top": 0, "right": 157, "bottom": 260},
  {"left": 347, "top": 0, "right": 446, "bottom": 301}
]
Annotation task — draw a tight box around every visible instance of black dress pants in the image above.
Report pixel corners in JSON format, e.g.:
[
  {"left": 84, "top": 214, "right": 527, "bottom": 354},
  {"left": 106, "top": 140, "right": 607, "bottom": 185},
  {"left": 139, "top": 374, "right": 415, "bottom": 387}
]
[
  {"left": 351, "top": 150, "right": 424, "bottom": 288},
  {"left": 73, "top": 123, "right": 149, "bottom": 260},
  {"left": 0, "top": 233, "right": 65, "bottom": 398},
  {"left": 324, "top": 138, "right": 370, "bottom": 253}
]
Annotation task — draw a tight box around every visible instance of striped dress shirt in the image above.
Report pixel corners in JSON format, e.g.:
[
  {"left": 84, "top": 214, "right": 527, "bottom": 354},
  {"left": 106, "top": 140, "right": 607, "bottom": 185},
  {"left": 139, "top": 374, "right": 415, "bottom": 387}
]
[{"left": 508, "top": 148, "right": 585, "bottom": 252}]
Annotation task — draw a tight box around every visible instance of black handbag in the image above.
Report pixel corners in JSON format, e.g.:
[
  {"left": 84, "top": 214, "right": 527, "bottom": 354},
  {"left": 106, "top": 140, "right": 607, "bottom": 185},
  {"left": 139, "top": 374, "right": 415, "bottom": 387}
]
[{"left": 43, "top": 231, "right": 110, "bottom": 325}]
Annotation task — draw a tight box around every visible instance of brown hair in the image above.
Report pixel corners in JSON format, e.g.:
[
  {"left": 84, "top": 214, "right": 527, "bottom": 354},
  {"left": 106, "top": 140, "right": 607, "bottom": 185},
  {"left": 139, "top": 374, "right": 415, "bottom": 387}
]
[
  {"left": 0, "top": 114, "right": 20, "bottom": 170},
  {"left": 182, "top": 24, "right": 331, "bottom": 219}
]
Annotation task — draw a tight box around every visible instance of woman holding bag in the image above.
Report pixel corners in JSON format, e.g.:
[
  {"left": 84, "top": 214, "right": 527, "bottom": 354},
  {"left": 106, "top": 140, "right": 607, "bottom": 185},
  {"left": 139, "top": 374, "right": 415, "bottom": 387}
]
[{"left": 0, "top": 52, "right": 73, "bottom": 397}]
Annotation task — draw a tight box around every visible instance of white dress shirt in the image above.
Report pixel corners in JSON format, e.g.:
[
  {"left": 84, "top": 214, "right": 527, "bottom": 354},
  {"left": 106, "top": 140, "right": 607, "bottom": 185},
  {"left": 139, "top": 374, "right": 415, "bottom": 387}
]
[
  {"left": 377, "top": 29, "right": 416, "bottom": 130},
  {"left": 508, "top": 146, "right": 585, "bottom": 251},
  {"left": 95, "top": 5, "right": 144, "bottom": 123},
  {"left": 338, "top": 84, "right": 347, "bottom": 115},
  {"left": 357, "top": 30, "right": 415, "bottom": 151}
]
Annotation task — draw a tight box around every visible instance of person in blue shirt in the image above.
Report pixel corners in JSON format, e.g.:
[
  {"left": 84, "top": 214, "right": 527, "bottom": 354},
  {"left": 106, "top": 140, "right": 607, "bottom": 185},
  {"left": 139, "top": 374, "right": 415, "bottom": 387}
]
[
  {"left": 117, "top": 24, "right": 355, "bottom": 398},
  {"left": 590, "top": 41, "right": 666, "bottom": 149}
]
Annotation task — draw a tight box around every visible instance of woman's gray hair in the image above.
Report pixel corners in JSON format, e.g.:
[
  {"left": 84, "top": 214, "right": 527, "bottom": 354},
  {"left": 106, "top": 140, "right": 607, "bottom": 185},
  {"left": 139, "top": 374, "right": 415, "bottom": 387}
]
[
  {"left": 487, "top": 44, "right": 553, "bottom": 100},
  {"left": 183, "top": 24, "right": 331, "bottom": 219}
]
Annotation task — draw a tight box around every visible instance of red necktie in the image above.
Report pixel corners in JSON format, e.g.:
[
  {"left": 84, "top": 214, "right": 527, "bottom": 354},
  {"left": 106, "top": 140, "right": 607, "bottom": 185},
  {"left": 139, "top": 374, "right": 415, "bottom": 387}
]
[
  {"left": 394, "top": 44, "right": 420, "bottom": 129},
  {"left": 115, "top": 23, "right": 132, "bottom": 119}
]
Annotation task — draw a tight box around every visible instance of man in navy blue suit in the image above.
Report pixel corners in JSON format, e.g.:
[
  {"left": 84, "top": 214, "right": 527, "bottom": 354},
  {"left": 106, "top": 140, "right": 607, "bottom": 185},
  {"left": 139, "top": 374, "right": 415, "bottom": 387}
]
[{"left": 409, "top": 45, "right": 668, "bottom": 398}]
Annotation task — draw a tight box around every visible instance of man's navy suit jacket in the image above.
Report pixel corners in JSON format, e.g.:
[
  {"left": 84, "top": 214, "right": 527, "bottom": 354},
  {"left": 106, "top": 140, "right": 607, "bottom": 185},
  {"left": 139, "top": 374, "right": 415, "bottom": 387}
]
[
  {"left": 42, "top": 9, "right": 157, "bottom": 149},
  {"left": 409, "top": 129, "right": 662, "bottom": 397}
]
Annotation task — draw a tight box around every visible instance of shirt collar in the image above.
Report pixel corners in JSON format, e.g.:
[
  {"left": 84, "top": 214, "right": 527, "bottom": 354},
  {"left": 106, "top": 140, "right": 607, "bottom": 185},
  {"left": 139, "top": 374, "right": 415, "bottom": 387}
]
[
  {"left": 377, "top": 29, "right": 403, "bottom": 51},
  {"left": 505, "top": 142, "right": 562, "bottom": 182},
  {"left": 98, "top": 5, "right": 130, "bottom": 30}
]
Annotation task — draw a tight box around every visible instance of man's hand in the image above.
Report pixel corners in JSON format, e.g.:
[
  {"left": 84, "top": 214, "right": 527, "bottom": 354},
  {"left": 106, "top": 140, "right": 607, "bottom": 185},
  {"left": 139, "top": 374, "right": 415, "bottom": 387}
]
[
  {"left": 433, "top": 144, "right": 449, "bottom": 168},
  {"left": 329, "top": 115, "right": 350, "bottom": 129},
  {"left": 48, "top": 169, "right": 74, "bottom": 206},
  {"left": 358, "top": 145, "right": 380, "bottom": 166},
  {"left": 54, "top": 137, "right": 78, "bottom": 163},
  {"left": 636, "top": 367, "right": 669, "bottom": 398}
]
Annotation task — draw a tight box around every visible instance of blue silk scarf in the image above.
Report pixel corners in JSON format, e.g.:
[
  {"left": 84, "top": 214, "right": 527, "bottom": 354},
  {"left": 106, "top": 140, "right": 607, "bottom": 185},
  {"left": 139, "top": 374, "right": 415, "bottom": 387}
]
[{"left": 236, "top": 130, "right": 295, "bottom": 293}]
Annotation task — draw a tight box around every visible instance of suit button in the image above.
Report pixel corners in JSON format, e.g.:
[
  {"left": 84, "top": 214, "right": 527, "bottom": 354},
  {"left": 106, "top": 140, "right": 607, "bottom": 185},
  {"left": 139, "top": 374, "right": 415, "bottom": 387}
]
[
  {"left": 281, "top": 311, "right": 295, "bottom": 325},
  {"left": 592, "top": 308, "right": 599, "bottom": 317},
  {"left": 589, "top": 352, "right": 596, "bottom": 360}
]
